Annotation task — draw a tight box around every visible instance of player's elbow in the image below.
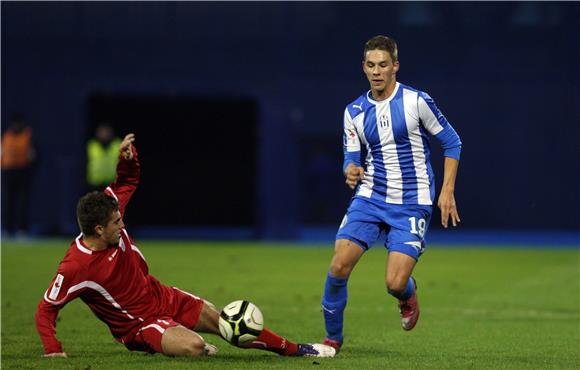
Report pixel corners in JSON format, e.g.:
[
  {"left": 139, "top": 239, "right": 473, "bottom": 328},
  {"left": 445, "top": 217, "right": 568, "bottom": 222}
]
[{"left": 442, "top": 145, "right": 461, "bottom": 161}]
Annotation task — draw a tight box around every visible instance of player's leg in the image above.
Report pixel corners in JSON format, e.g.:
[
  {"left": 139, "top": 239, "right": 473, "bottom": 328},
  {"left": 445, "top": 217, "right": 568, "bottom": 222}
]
[
  {"left": 125, "top": 317, "right": 215, "bottom": 357},
  {"left": 385, "top": 252, "right": 416, "bottom": 296},
  {"left": 192, "top": 299, "right": 294, "bottom": 354},
  {"left": 192, "top": 299, "right": 220, "bottom": 334},
  {"left": 386, "top": 252, "right": 419, "bottom": 330},
  {"left": 186, "top": 296, "right": 334, "bottom": 357},
  {"left": 322, "top": 238, "right": 364, "bottom": 350},
  {"left": 322, "top": 198, "right": 382, "bottom": 351},
  {"left": 384, "top": 204, "right": 432, "bottom": 331},
  {"left": 161, "top": 325, "right": 208, "bottom": 356}
]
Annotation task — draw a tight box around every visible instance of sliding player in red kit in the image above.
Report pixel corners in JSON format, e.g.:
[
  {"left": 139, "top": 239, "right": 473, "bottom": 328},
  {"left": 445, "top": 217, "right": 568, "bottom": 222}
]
[{"left": 35, "top": 133, "right": 335, "bottom": 359}]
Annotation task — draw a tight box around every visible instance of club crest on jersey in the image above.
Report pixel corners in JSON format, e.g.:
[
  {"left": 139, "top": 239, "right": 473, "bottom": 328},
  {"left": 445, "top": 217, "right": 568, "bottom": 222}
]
[{"left": 379, "top": 115, "right": 389, "bottom": 128}]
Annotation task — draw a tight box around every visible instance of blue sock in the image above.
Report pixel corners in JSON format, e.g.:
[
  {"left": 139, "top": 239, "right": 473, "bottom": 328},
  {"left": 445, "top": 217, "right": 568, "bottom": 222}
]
[
  {"left": 321, "top": 273, "right": 348, "bottom": 343},
  {"left": 388, "top": 276, "right": 415, "bottom": 300}
]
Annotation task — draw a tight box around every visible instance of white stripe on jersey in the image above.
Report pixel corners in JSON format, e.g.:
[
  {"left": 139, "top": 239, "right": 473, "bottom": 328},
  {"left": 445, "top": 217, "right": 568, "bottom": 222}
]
[
  {"left": 172, "top": 287, "right": 202, "bottom": 300},
  {"left": 75, "top": 234, "right": 93, "bottom": 255},
  {"left": 139, "top": 323, "right": 165, "bottom": 334},
  {"left": 352, "top": 113, "right": 366, "bottom": 146},
  {"left": 131, "top": 245, "right": 146, "bottom": 261},
  {"left": 105, "top": 187, "right": 118, "bottom": 201},
  {"left": 418, "top": 95, "right": 444, "bottom": 135},
  {"left": 355, "top": 113, "right": 374, "bottom": 198},
  {"left": 375, "top": 102, "right": 403, "bottom": 204},
  {"left": 120, "top": 228, "right": 146, "bottom": 261},
  {"left": 351, "top": 97, "right": 375, "bottom": 200},
  {"left": 119, "top": 229, "right": 128, "bottom": 251},
  {"left": 43, "top": 280, "right": 143, "bottom": 322},
  {"left": 403, "top": 89, "right": 431, "bottom": 205}
]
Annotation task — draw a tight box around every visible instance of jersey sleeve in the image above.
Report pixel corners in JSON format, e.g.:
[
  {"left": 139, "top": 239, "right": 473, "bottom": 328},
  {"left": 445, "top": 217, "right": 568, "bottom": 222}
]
[
  {"left": 104, "top": 145, "right": 140, "bottom": 217},
  {"left": 342, "top": 108, "right": 362, "bottom": 172},
  {"left": 35, "top": 260, "right": 85, "bottom": 354},
  {"left": 418, "top": 92, "right": 462, "bottom": 160}
]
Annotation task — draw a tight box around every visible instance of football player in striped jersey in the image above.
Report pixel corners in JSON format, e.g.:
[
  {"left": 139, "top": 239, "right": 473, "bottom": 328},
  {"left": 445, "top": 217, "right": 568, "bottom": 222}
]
[{"left": 321, "top": 35, "right": 462, "bottom": 352}]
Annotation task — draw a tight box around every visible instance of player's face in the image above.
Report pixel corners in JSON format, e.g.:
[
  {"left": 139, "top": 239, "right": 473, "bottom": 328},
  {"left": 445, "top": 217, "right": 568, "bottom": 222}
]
[
  {"left": 102, "top": 210, "right": 124, "bottom": 244},
  {"left": 363, "top": 49, "right": 399, "bottom": 97}
]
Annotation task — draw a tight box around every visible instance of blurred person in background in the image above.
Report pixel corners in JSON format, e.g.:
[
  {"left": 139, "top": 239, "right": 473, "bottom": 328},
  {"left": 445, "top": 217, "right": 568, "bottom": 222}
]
[
  {"left": 86, "top": 123, "right": 121, "bottom": 192},
  {"left": 321, "top": 35, "right": 462, "bottom": 353},
  {"left": 1, "top": 113, "right": 37, "bottom": 238}
]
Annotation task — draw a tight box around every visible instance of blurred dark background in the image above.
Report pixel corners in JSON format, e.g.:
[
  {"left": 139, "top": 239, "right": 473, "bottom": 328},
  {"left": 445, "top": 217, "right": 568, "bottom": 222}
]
[{"left": 2, "top": 2, "right": 579, "bottom": 242}]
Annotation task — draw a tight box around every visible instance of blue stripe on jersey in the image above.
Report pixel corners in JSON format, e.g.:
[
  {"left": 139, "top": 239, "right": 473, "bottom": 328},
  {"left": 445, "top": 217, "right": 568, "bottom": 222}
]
[
  {"left": 362, "top": 105, "right": 387, "bottom": 200},
  {"left": 390, "top": 90, "right": 418, "bottom": 204},
  {"left": 346, "top": 97, "right": 366, "bottom": 120},
  {"left": 419, "top": 125, "right": 436, "bottom": 203}
]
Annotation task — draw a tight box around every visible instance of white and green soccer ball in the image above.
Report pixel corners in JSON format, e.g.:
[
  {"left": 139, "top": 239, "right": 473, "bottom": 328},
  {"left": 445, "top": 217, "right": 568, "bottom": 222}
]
[{"left": 218, "top": 300, "right": 264, "bottom": 345}]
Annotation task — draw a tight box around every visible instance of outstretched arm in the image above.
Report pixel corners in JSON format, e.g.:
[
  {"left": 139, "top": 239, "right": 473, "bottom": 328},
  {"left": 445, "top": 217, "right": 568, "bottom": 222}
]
[
  {"left": 36, "top": 260, "right": 85, "bottom": 357},
  {"left": 105, "top": 133, "right": 140, "bottom": 217},
  {"left": 437, "top": 157, "right": 460, "bottom": 228},
  {"left": 36, "top": 300, "right": 67, "bottom": 357}
]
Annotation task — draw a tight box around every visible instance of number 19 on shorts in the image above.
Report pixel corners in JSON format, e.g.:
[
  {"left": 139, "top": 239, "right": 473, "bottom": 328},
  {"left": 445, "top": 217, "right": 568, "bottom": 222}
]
[{"left": 409, "top": 217, "right": 426, "bottom": 238}]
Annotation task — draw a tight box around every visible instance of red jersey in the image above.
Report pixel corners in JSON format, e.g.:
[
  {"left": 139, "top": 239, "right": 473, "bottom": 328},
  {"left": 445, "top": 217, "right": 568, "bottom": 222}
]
[{"left": 35, "top": 148, "right": 183, "bottom": 354}]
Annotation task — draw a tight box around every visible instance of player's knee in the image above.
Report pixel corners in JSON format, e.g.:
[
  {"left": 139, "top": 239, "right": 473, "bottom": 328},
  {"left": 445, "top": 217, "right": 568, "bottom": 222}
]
[
  {"left": 330, "top": 260, "right": 353, "bottom": 277},
  {"left": 181, "top": 337, "right": 206, "bottom": 357},
  {"left": 386, "top": 276, "right": 407, "bottom": 294},
  {"left": 330, "top": 241, "right": 358, "bottom": 277},
  {"left": 162, "top": 327, "right": 207, "bottom": 357}
]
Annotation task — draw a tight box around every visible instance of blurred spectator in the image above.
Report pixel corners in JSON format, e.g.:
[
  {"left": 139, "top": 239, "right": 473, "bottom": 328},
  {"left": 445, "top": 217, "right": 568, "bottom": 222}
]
[
  {"left": 1, "top": 113, "right": 37, "bottom": 238},
  {"left": 86, "top": 123, "right": 121, "bottom": 192}
]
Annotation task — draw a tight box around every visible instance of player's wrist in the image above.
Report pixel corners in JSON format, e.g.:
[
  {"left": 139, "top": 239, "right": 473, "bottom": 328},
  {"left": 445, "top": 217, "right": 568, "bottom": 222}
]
[
  {"left": 343, "top": 162, "right": 355, "bottom": 175},
  {"left": 441, "top": 184, "right": 455, "bottom": 193}
]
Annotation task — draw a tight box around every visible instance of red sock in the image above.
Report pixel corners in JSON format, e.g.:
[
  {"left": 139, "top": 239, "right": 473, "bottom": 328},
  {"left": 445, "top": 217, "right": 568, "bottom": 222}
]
[{"left": 245, "top": 327, "right": 299, "bottom": 356}]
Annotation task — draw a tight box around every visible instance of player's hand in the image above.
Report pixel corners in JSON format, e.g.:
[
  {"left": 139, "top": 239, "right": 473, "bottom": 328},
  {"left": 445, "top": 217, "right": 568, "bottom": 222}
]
[
  {"left": 344, "top": 163, "right": 364, "bottom": 190},
  {"left": 120, "top": 133, "right": 135, "bottom": 160},
  {"left": 42, "top": 352, "right": 68, "bottom": 358},
  {"left": 437, "top": 187, "right": 460, "bottom": 228}
]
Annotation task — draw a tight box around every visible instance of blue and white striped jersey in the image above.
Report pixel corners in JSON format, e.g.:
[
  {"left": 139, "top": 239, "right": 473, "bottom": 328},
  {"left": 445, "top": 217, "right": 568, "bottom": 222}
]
[{"left": 343, "top": 82, "right": 462, "bottom": 206}]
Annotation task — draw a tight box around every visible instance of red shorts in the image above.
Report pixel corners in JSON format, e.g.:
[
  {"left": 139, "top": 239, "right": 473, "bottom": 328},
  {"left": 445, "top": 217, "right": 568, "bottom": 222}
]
[{"left": 121, "top": 287, "right": 205, "bottom": 353}]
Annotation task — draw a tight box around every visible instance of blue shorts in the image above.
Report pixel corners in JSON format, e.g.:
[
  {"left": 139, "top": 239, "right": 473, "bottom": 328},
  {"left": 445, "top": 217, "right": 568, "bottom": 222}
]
[{"left": 336, "top": 197, "right": 433, "bottom": 260}]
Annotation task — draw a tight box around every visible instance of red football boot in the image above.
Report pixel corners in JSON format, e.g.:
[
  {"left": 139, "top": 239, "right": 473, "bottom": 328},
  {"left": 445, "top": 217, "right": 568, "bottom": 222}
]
[{"left": 398, "top": 280, "right": 420, "bottom": 331}]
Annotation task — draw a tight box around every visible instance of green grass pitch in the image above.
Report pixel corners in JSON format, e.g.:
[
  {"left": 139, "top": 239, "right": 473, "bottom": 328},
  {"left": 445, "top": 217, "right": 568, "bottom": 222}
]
[{"left": 2, "top": 240, "right": 578, "bottom": 369}]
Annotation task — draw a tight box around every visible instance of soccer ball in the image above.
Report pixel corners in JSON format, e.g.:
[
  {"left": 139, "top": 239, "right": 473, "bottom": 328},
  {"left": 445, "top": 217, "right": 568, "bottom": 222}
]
[{"left": 218, "top": 300, "right": 264, "bottom": 345}]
